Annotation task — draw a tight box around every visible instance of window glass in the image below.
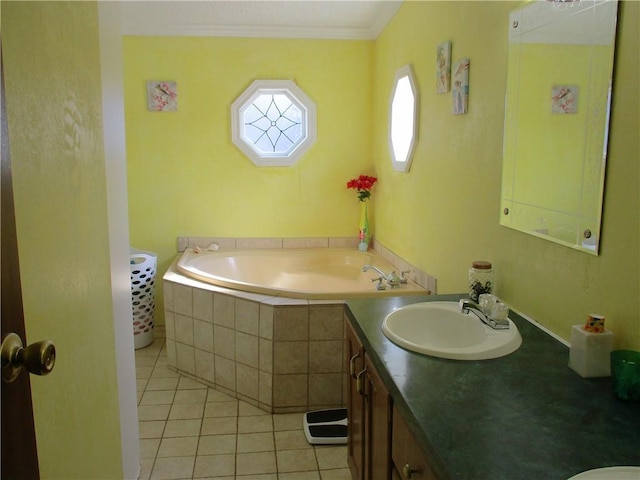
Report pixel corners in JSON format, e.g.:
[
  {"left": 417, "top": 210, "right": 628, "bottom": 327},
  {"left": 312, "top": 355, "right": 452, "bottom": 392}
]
[
  {"left": 232, "top": 80, "right": 316, "bottom": 166},
  {"left": 389, "top": 65, "right": 419, "bottom": 172}
]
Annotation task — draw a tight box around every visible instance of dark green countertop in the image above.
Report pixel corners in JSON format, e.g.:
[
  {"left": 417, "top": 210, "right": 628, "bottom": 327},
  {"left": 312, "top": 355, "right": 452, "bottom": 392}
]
[{"left": 345, "top": 294, "right": 640, "bottom": 480}]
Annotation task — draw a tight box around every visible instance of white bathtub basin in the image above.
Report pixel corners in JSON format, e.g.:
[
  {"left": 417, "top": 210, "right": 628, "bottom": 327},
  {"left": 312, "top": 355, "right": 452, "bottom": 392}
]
[
  {"left": 175, "top": 248, "right": 427, "bottom": 299},
  {"left": 382, "top": 301, "right": 522, "bottom": 360},
  {"left": 567, "top": 467, "right": 640, "bottom": 480}
]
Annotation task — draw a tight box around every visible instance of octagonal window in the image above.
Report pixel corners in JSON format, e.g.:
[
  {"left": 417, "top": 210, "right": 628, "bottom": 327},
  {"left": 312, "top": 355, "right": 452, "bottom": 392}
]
[
  {"left": 389, "top": 64, "right": 419, "bottom": 172},
  {"left": 232, "top": 80, "right": 316, "bottom": 166}
]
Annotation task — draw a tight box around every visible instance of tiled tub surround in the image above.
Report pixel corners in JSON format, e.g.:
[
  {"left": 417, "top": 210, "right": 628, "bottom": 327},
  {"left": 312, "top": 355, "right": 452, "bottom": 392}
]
[
  {"left": 163, "top": 237, "right": 435, "bottom": 413},
  {"left": 163, "top": 274, "right": 349, "bottom": 414}
]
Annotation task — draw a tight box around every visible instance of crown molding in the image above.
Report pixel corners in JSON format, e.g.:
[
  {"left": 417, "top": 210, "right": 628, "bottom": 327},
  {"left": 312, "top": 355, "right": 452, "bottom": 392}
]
[
  {"left": 120, "top": 2, "right": 402, "bottom": 40},
  {"left": 122, "top": 23, "right": 380, "bottom": 40}
]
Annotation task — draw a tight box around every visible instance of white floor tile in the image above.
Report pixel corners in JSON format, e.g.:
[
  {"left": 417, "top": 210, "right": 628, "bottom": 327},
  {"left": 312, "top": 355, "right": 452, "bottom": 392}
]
[
  {"left": 157, "top": 437, "right": 199, "bottom": 458},
  {"left": 137, "top": 337, "right": 347, "bottom": 480},
  {"left": 150, "top": 456, "right": 195, "bottom": 480},
  {"left": 196, "top": 434, "right": 237, "bottom": 456},
  {"left": 236, "top": 432, "right": 275, "bottom": 453}
]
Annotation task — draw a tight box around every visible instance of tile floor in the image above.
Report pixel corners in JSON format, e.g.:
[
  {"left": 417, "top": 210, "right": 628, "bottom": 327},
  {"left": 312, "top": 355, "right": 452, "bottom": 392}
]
[{"left": 136, "top": 335, "right": 351, "bottom": 480}]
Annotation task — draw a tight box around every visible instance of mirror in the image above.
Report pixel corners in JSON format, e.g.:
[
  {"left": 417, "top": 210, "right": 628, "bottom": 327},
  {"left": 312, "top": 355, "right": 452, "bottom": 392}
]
[
  {"left": 500, "top": 0, "right": 618, "bottom": 255},
  {"left": 389, "top": 64, "right": 419, "bottom": 172}
]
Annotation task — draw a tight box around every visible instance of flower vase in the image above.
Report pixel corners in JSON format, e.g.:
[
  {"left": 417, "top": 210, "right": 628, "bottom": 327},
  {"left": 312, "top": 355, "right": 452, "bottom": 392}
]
[{"left": 358, "top": 201, "right": 370, "bottom": 251}]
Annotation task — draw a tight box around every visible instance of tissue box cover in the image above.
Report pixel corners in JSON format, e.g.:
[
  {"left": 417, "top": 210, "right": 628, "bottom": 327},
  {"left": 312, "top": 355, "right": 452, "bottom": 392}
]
[{"left": 569, "top": 325, "right": 614, "bottom": 378}]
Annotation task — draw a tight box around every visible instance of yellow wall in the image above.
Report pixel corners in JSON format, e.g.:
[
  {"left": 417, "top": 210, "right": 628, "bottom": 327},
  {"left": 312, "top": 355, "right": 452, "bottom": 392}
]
[
  {"left": 2, "top": 2, "right": 124, "bottom": 478},
  {"left": 124, "top": 36, "right": 373, "bottom": 287},
  {"left": 373, "top": 1, "right": 638, "bottom": 349},
  {"left": 125, "top": 2, "right": 638, "bottom": 350},
  {"left": 372, "top": 1, "right": 516, "bottom": 293}
]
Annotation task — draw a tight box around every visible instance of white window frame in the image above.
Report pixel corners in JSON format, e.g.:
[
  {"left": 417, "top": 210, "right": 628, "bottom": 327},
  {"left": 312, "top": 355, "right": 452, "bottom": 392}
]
[
  {"left": 231, "top": 79, "right": 317, "bottom": 167},
  {"left": 389, "top": 64, "right": 419, "bottom": 172}
]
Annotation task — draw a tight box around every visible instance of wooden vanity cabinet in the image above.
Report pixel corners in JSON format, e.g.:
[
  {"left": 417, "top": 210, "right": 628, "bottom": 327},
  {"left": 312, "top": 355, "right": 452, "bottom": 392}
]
[
  {"left": 391, "top": 405, "right": 438, "bottom": 480},
  {"left": 346, "top": 315, "right": 441, "bottom": 480},
  {"left": 364, "top": 353, "right": 392, "bottom": 479},
  {"left": 346, "top": 318, "right": 392, "bottom": 480},
  {"left": 346, "top": 318, "right": 365, "bottom": 480}
]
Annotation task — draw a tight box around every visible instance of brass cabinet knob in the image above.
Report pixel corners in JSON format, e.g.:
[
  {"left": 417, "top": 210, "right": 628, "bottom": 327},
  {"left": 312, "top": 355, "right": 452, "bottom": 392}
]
[{"left": 403, "top": 463, "right": 418, "bottom": 479}]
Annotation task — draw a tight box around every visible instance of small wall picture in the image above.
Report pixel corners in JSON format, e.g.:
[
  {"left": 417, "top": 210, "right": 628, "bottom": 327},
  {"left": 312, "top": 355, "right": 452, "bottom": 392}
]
[
  {"left": 436, "top": 41, "right": 451, "bottom": 94},
  {"left": 147, "top": 81, "right": 177, "bottom": 112},
  {"left": 452, "top": 58, "right": 470, "bottom": 115},
  {"left": 551, "top": 85, "right": 578, "bottom": 114}
]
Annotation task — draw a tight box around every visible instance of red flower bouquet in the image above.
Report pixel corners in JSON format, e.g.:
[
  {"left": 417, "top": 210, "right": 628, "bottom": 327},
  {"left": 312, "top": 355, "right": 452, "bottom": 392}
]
[{"left": 346, "top": 175, "right": 377, "bottom": 202}]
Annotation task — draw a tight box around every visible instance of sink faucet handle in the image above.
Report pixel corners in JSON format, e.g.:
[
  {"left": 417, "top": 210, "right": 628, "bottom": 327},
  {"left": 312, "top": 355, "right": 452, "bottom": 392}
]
[
  {"left": 371, "top": 276, "right": 386, "bottom": 290},
  {"left": 399, "top": 270, "right": 410, "bottom": 283},
  {"left": 386, "top": 271, "right": 403, "bottom": 287}
]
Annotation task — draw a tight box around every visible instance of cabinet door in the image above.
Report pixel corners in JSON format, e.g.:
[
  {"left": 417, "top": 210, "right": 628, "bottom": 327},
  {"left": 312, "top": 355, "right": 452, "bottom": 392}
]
[
  {"left": 364, "top": 353, "right": 392, "bottom": 480},
  {"left": 392, "top": 405, "right": 438, "bottom": 480},
  {"left": 346, "top": 318, "right": 365, "bottom": 480}
]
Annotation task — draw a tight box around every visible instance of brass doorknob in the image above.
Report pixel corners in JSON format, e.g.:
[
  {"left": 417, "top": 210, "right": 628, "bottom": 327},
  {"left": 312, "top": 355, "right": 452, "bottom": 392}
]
[{"left": 1, "top": 333, "right": 56, "bottom": 383}]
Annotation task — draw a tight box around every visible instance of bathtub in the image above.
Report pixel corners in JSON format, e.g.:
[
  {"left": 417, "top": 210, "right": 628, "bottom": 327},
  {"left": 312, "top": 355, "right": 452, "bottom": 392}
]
[
  {"left": 175, "top": 247, "right": 426, "bottom": 299},
  {"left": 164, "top": 246, "right": 429, "bottom": 413}
]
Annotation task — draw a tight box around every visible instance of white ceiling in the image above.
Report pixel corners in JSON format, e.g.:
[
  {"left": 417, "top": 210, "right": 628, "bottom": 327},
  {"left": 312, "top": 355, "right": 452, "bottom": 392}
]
[{"left": 120, "top": 1, "right": 403, "bottom": 40}]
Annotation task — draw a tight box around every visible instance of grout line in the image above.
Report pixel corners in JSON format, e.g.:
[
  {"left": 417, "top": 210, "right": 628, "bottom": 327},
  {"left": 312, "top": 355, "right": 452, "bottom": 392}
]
[
  {"left": 234, "top": 402, "right": 240, "bottom": 477},
  {"left": 272, "top": 414, "right": 279, "bottom": 475},
  {"left": 191, "top": 362, "right": 203, "bottom": 480}
]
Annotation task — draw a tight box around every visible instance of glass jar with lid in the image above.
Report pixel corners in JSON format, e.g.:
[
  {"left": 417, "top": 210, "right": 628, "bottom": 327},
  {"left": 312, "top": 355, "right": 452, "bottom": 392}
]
[{"left": 468, "top": 261, "right": 493, "bottom": 302}]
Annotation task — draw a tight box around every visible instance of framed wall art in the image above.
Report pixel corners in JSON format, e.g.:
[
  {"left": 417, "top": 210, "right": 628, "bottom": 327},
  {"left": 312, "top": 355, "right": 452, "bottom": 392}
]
[
  {"left": 147, "top": 81, "right": 177, "bottom": 112},
  {"left": 436, "top": 41, "right": 451, "bottom": 93},
  {"left": 551, "top": 85, "right": 578, "bottom": 114},
  {"left": 452, "top": 58, "right": 469, "bottom": 114}
]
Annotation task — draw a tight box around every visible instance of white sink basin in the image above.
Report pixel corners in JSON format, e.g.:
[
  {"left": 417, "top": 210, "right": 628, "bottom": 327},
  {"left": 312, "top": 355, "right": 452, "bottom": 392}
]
[
  {"left": 567, "top": 467, "right": 640, "bottom": 480},
  {"left": 382, "top": 301, "right": 522, "bottom": 360}
]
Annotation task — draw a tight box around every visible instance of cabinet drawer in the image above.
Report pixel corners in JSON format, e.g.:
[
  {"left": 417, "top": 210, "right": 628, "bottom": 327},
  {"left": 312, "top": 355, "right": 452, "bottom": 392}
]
[{"left": 392, "top": 405, "right": 438, "bottom": 480}]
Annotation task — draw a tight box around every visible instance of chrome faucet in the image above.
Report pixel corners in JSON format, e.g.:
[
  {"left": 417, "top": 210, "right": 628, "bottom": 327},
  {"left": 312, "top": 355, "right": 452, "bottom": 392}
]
[
  {"left": 362, "top": 265, "right": 409, "bottom": 289},
  {"left": 362, "top": 264, "right": 387, "bottom": 277},
  {"left": 459, "top": 299, "right": 510, "bottom": 330}
]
